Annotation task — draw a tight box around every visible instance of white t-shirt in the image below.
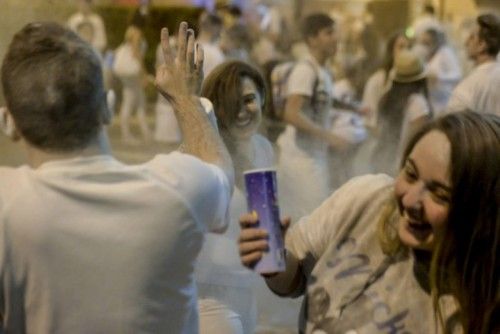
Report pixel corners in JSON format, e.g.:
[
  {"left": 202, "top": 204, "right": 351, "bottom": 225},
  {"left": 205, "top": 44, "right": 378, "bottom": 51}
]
[
  {"left": 285, "top": 174, "right": 460, "bottom": 333},
  {"left": 285, "top": 55, "right": 333, "bottom": 153},
  {"left": 0, "top": 153, "right": 230, "bottom": 334},
  {"left": 199, "top": 41, "right": 225, "bottom": 77},
  {"left": 427, "top": 45, "right": 462, "bottom": 115},
  {"left": 447, "top": 61, "right": 500, "bottom": 116},
  {"left": 67, "top": 12, "right": 107, "bottom": 53},
  {"left": 196, "top": 134, "right": 274, "bottom": 334}
]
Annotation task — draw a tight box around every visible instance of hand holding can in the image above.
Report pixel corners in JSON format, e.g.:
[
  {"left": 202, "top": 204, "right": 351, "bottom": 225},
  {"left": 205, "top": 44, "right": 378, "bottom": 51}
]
[{"left": 243, "top": 168, "right": 286, "bottom": 274}]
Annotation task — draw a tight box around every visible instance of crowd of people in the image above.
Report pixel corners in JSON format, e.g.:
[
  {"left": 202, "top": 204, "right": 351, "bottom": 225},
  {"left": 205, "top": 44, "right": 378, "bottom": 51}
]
[{"left": 0, "top": 0, "right": 498, "bottom": 333}]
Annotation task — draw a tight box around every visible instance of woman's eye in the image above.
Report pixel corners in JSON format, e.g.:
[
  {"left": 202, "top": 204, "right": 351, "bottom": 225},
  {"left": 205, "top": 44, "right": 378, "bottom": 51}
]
[
  {"left": 431, "top": 191, "right": 451, "bottom": 204},
  {"left": 244, "top": 97, "right": 254, "bottom": 105},
  {"left": 404, "top": 167, "right": 417, "bottom": 181}
]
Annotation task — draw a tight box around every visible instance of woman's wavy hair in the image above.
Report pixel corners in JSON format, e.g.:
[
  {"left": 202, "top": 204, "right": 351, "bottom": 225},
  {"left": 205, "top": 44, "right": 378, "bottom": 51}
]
[
  {"left": 200, "top": 60, "right": 266, "bottom": 132},
  {"left": 378, "top": 111, "right": 499, "bottom": 333}
]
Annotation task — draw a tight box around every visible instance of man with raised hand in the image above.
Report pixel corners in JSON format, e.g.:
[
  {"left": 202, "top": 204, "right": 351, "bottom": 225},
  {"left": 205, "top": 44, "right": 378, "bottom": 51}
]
[{"left": 0, "top": 21, "right": 233, "bottom": 333}]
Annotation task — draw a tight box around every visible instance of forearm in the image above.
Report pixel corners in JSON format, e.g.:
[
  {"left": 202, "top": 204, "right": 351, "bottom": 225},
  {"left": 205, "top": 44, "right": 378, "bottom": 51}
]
[
  {"left": 265, "top": 250, "right": 305, "bottom": 297},
  {"left": 171, "top": 95, "right": 234, "bottom": 189}
]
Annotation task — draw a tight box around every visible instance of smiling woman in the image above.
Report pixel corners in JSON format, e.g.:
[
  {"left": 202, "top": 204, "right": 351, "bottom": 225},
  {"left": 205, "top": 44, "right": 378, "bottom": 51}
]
[
  {"left": 196, "top": 60, "right": 275, "bottom": 334},
  {"left": 238, "top": 111, "right": 499, "bottom": 334}
]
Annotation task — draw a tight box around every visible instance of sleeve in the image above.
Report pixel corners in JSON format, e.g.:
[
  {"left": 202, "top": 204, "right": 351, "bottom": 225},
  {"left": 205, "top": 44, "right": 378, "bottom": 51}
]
[
  {"left": 286, "top": 62, "right": 317, "bottom": 97},
  {"left": 285, "top": 174, "right": 393, "bottom": 263},
  {"left": 406, "top": 94, "right": 431, "bottom": 121},
  {"left": 147, "top": 153, "right": 231, "bottom": 233},
  {"left": 446, "top": 84, "right": 470, "bottom": 114}
]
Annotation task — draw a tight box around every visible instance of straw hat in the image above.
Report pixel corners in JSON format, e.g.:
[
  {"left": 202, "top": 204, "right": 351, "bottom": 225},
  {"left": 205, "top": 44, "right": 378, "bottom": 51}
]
[{"left": 393, "top": 50, "right": 427, "bottom": 83}]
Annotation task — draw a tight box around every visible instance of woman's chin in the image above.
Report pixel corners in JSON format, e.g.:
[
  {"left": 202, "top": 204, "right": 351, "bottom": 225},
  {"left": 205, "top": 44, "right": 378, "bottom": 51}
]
[{"left": 397, "top": 218, "right": 435, "bottom": 251}]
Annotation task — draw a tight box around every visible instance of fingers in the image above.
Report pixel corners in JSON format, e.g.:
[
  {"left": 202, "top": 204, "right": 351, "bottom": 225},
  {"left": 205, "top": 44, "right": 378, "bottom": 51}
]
[
  {"left": 239, "top": 239, "right": 269, "bottom": 254},
  {"left": 176, "top": 22, "right": 188, "bottom": 68},
  {"left": 160, "top": 27, "right": 172, "bottom": 65},
  {"left": 239, "top": 211, "right": 259, "bottom": 228},
  {"left": 195, "top": 43, "right": 204, "bottom": 72},
  {"left": 240, "top": 252, "right": 264, "bottom": 267},
  {"left": 186, "top": 29, "right": 195, "bottom": 73}
]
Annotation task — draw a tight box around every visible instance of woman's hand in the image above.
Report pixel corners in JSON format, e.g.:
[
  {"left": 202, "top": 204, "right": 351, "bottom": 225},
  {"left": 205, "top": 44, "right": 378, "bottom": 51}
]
[{"left": 238, "top": 212, "right": 291, "bottom": 271}]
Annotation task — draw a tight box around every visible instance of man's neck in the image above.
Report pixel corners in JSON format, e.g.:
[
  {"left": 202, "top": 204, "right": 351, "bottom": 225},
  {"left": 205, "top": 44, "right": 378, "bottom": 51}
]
[
  {"left": 474, "top": 53, "right": 496, "bottom": 66},
  {"left": 24, "top": 130, "right": 112, "bottom": 169},
  {"left": 309, "top": 48, "right": 327, "bottom": 66}
]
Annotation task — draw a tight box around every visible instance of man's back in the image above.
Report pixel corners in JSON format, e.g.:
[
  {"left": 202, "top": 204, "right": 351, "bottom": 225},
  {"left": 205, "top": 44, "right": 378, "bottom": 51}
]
[{"left": 0, "top": 153, "right": 229, "bottom": 334}]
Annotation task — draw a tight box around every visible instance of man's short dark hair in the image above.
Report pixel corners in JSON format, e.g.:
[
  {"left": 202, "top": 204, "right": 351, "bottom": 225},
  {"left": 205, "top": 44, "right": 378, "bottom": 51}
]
[
  {"left": 423, "top": 4, "right": 435, "bottom": 15},
  {"left": 301, "top": 13, "right": 335, "bottom": 40},
  {"left": 477, "top": 14, "right": 500, "bottom": 57},
  {"left": 1, "top": 22, "right": 105, "bottom": 152}
]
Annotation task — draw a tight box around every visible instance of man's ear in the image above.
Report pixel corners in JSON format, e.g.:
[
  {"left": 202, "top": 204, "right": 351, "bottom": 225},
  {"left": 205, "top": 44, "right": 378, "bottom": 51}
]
[
  {"left": 0, "top": 107, "right": 20, "bottom": 141},
  {"left": 100, "top": 90, "right": 115, "bottom": 125}
]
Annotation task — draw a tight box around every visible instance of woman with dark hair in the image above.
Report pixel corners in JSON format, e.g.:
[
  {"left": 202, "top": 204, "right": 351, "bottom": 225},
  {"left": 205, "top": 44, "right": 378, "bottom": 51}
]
[
  {"left": 196, "top": 60, "right": 274, "bottom": 334},
  {"left": 372, "top": 49, "right": 432, "bottom": 175},
  {"left": 239, "top": 111, "right": 499, "bottom": 333},
  {"left": 362, "top": 31, "right": 409, "bottom": 128}
]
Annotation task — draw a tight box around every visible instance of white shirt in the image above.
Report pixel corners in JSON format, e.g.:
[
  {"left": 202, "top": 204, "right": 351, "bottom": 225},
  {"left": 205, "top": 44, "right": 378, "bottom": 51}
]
[
  {"left": 199, "top": 41, "right": 225, "bottom": 77},
  {"left": 427, "top": 45, "right": 462, "bottom": 115},
  {"left": 0, "top": 153, "right": 230, "bottom": 334},
  {"left": 447, "top": 60, "right": 500, "bottom": 116},
  {"left": 362, "top": 69, "right": 391, "bottom": 128},
  {"left": 67, "top": 12, "right": 107, "bottom": 53},
  {"left": 286, "top": 54, "right": 333, "bottom": 153}
]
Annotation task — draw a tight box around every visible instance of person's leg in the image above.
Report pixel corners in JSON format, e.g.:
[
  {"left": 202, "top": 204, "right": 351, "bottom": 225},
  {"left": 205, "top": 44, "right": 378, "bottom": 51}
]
[
  {"left": 135, "top": 85, "right": 151, "bottom": 141},
  {"left": 120, "top": 85, "right": 139, "bottom": 144},
  {"left": 198, "top": 299, "right": 244, "bottom": 334}
]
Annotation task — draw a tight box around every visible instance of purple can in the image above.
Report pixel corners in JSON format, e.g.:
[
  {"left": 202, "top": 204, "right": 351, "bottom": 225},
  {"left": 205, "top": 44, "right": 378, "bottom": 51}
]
[{"left": 244, "top": 168, "right": 286, "bottom": 274}]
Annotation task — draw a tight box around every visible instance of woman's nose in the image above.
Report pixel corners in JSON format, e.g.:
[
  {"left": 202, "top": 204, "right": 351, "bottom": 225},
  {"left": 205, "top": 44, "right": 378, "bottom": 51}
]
[{"left": 402, "top": 182, "right": 425, "bottom": 210}]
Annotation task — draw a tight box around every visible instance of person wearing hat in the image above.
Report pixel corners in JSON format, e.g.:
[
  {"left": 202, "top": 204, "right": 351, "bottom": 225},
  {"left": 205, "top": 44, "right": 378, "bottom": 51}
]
[{"left": 371, "top": 49, "right": 433, "bottom": 175}]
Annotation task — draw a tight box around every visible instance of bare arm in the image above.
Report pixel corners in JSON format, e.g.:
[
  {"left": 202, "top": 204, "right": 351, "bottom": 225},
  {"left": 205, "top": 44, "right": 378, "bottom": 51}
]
[
  {"left": 283, "top": 94, "right": 349, "bottom": 151},
  {"left": 155, "top": 22, "right": 234, "bottom": 190}
]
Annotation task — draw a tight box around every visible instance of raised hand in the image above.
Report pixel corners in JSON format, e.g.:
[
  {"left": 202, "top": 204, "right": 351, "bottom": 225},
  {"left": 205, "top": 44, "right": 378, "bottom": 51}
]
[{"left": 155, "top": 22, "right": 204, "bottom": 103}]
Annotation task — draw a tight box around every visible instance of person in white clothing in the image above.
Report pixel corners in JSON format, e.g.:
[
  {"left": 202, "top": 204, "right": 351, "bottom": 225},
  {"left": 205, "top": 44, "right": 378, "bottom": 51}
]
[
  {"left": 372, "top": 50, "right": 432, "bottom": 176},
  {"left": 113, "top": 25, "right": 151, "bottom": 144},
  {"left": 238, "top": 112, "right": 499, "bottom": 334},
  {"left": 278, "top": 13, "right": 349, "bottom": 222},
  {"left": 417, "top": 28, "right": 462, "bottom": 115},
  {"left": 362, "top": 31, "right": 410, "bottom": 129},
  {"left": 197, "top": 11, "right": 225, "bottom": 77},
  {"left": 411, "top": 4, "right": 442, "bottom": 39},
  {"left": 198, "top": 60, "right": 274, "bottom": 334},
  {"left": 447, "top": 14, "right": 500, "bottom": 116},
  {"left": 67, "top": 0, "right": 107, "bottom": 54},
  {"left": 0, "top": 21, "right": 234, "bottom": 334}
]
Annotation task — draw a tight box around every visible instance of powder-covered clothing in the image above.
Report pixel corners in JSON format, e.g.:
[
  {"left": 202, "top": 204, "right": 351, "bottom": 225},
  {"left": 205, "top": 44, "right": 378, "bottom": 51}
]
[
  {"left": 447, "top": 60, "right": 500, "bottom": 116},
  {"left": 196, "top": 134, "right": 274, "bottom": 334},
  {"left": 427, "top": 46, "right": 462, "bottom": 116},
  {"left": 285, "top": 55, "right": 333, "bottom": 154},
  {"left": 0, "top": 153, "right": 230, "bottom": 334},
  {"left": 283, "top": 174, "right": 460, "bottom": 333}
]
